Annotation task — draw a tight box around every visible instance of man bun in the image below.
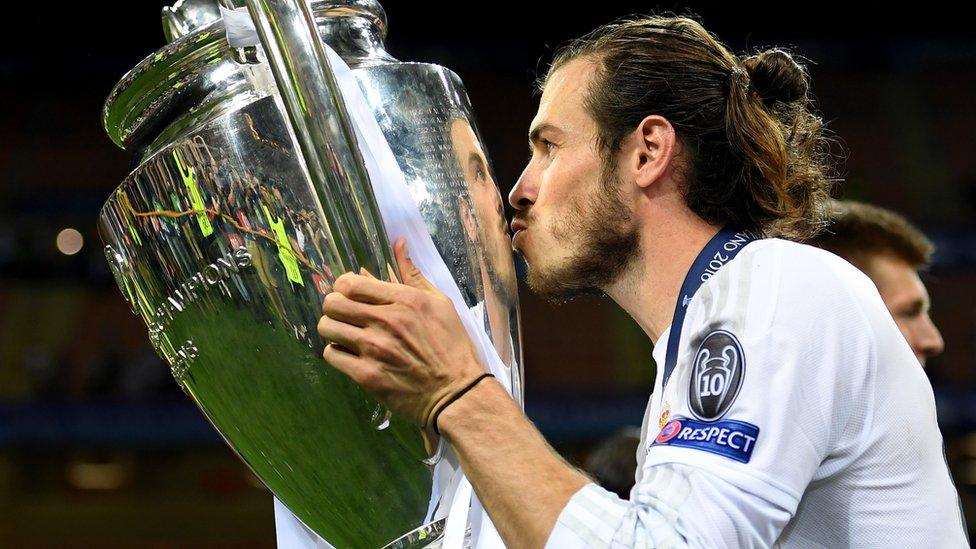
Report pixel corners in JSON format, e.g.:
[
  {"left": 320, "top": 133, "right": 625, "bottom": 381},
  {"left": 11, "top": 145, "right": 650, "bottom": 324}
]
[{"left": 742, "top": 49, "right": 809, "bottom": 107}]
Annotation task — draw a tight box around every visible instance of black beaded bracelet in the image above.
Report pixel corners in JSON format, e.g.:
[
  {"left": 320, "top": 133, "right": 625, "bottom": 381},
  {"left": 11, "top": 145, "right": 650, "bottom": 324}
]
[{"left": 431, "top": 373, "right": 495, "bottom": 436}]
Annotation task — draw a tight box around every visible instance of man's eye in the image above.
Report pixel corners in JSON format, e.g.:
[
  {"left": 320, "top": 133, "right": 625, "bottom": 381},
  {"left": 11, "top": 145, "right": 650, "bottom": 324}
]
[
  {"left": 528, "top": 140, "right": 556, "bottom": 160},
  {"left": 898, "top": 306, "right": 924, "bottom": 319}
]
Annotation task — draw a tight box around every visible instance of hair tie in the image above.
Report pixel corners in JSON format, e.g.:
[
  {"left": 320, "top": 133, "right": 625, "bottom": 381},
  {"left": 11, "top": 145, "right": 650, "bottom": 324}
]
[
  {"left": 430, "top": 373, "right": 495, "bottom": 435},
  {"left": 729, "top": 66, "right": 751, "bottom": 93}
]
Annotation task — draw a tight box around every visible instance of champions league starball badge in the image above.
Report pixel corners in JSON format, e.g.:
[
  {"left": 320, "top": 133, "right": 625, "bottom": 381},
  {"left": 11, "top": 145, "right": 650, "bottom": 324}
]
[{"left": 689, "top": 329, "right": 745, "bottom": 421}]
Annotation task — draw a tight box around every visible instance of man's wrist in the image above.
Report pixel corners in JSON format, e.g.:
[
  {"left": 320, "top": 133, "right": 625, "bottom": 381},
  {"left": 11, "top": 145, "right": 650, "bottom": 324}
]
[
  {"left": 436, "top": 376, "right": 508, "bottom": 442},
  {"left": 430, "top": 373, "right": 495, "bottom": 435}
]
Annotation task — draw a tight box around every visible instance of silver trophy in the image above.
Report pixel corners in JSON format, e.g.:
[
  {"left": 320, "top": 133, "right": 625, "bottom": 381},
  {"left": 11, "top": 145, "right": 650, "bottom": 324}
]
[{"left": 98, "top": 0, "right": 523, "bottom": 546}]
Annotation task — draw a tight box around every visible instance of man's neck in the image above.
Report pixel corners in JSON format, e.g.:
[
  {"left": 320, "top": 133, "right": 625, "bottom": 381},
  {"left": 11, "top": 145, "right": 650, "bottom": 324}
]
[
  {"left": 480, "top": 262, "right": 514, "bottom": 363},
  {"left": 604, "top": 214, "right": 721, "bottom": 343}
]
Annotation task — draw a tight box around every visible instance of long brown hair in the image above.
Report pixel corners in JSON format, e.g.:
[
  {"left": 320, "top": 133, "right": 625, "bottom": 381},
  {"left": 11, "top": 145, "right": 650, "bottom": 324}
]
[{"left": 543, "top": 15, "right": 836, "bottom": 239}]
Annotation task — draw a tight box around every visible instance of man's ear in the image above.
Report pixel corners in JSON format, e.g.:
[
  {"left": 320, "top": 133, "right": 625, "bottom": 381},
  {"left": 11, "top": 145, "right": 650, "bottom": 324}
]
[
  {"left": 625, "top": 115, "right": 676, "bottom": 190},
  {"left": 458, "top": 197, "right": 478, "bottom": 244}
]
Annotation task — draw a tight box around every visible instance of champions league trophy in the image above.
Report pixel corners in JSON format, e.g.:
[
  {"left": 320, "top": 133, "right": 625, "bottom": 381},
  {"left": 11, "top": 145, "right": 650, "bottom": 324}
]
[{"left": 98, "top": 0, "right": 523, "bottom": 546}]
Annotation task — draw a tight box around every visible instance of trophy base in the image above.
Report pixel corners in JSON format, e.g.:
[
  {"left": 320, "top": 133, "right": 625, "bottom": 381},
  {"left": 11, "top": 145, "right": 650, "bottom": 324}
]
[{"left": 382, "top": 518, "right": 471, "bottom": 549}]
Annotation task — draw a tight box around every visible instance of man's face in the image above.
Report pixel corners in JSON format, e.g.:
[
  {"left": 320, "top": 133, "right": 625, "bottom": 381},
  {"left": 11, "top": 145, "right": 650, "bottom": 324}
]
[
  {"left": 449, "top": 119, "right": 517, "bottom": 301},
  {"left": 868, "top": 253, "right": 945, "bottom": 367},
  {"left": 508, "top": 57, "right": 640, "bottom": 302}
]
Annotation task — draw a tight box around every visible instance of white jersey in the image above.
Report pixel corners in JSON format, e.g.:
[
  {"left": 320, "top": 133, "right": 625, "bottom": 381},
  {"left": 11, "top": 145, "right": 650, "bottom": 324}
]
[{"left": 548, "top": 238, "right": 967, "bottom": 547}]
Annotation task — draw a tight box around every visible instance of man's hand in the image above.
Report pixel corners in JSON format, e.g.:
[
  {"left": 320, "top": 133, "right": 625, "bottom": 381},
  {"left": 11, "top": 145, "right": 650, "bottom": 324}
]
[
  {"left": 318, "top": 238, "right": 486, "bottom": 430},
  {"left": 321, "top": 241, "right": 588, "bottom": 548}
]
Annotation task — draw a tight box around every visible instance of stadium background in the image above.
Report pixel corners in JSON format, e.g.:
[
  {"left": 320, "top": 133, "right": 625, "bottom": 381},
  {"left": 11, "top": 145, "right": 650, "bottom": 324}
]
[{"left": 1, "top": 1, "right": 974, "bottom": 545}]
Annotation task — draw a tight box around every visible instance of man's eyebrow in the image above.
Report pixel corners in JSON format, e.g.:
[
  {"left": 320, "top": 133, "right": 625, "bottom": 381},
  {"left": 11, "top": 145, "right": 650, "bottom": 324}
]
[
  {"left": 468, "top": 151, "right": 487, "bottom": 172},
  {"left": 901, "top": 298, "right": 927, "bottom": 316},
  {"left": 528, "top": 123, "right": 563, "bottom": 144}
]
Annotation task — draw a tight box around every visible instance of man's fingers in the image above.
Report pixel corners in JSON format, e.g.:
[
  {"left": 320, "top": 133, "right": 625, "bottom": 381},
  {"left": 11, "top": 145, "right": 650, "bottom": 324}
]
[
  {"left": 333, "top": 272, "right": 398, "bottom": 305},
  {"left": 393, "top": 239, "right": 435, "bottom": 291},
  {"left": 317, "top": 315, "right": 366, "bottom": 354},
  {"left": 361, "top": 264, "right": 402, "bottom": 285},
  {"left": 322, "top": 291, "right": 380, "bottom": 328},
  {"left": 323, "top": 344, "right": 383, "bottom": 391},
  {"left": 323, "top": 343, "right": 362, "bottom": 377}
]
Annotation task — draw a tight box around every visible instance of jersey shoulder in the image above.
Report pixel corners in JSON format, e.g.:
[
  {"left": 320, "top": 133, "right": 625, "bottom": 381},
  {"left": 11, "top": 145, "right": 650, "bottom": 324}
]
[
  {"left": 695, "top": 238, "right": 884, "bottom": 341},
  {"left": 736, "top": 237, "right": 877, "bottom": 295}
]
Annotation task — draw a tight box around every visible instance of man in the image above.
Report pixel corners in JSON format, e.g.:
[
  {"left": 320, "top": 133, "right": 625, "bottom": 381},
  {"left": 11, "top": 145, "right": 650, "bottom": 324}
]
[
  {"left": 810, "top": 199, "right": 945, "bottom": 366},
  {"left": 450, "top": 117, "right": 520, "bottom": 367},
  {"left": 317, "top": 15, "right": 967, "bottom": 547},
  {"left": 582, "top": 202, "right": 947, "bottom": 510}
]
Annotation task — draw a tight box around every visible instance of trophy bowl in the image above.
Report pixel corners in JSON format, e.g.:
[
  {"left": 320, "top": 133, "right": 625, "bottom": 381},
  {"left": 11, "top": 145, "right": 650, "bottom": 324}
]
[{"left": 98, "top": 1, "right": 522, "bottom": 546}]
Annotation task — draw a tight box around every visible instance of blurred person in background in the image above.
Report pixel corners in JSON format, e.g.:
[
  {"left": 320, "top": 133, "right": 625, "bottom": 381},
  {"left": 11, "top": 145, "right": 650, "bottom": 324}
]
[
  {"left": 583, "top": 426, "right": 641, "bottom": 499},
  {"left": 810, "top": 199, "right": 945, "bottom": 367}
]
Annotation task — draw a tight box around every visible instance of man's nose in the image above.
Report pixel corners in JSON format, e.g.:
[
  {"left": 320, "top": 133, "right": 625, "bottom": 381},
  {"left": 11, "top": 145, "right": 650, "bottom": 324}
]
[
  {"left": 508, "top": 165, "right": 536, "bottom": 211},
  {"left": 915, "top": 314, "right": 945, "bottom": 361}
]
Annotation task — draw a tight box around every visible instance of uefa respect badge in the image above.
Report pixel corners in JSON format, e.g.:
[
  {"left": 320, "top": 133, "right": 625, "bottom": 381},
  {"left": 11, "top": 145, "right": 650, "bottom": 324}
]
[{"left": 653, "top": 416, "right": 759, "bottom": 464}]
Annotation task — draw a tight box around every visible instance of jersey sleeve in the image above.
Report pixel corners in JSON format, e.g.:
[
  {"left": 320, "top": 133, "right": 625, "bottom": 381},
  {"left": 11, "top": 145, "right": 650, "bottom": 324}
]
[
  {"left": 546, "top": 462, "right": 792, "bottom": 548},
  {"left": 643, "top": 243, "right": 878, "bottom": 515}
]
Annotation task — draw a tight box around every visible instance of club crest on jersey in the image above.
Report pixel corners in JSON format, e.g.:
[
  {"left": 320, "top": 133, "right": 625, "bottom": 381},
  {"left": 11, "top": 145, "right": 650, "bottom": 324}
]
[
  {"left": 689, "top": 329, "right": 745, "bottom": 420},
  {"left": 658, "top": 403, "right": 671, "bottom": 429}
]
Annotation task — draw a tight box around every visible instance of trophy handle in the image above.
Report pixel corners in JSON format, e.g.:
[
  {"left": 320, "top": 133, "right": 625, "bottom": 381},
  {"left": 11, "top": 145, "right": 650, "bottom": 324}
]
[
  {"left": 243, "top": 0, "right": 397, "bottom": 281},
  {"left": 244, "top": 0, "right": 400, "bottom": 461}
]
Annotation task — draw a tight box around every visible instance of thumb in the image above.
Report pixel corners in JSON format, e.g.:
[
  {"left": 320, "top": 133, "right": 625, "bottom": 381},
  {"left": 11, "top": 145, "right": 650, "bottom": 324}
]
[{"left": 393, "top": 238, "right": 435, "bottom": 291}]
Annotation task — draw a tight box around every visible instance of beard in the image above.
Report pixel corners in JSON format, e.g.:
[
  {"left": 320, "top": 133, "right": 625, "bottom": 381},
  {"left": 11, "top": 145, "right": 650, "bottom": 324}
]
[
  {"left": 524, "top": 160, "right": 640, "bottom": 303},
  {"left": 470, "top": 225, "right": 518, "bottom": 308}
]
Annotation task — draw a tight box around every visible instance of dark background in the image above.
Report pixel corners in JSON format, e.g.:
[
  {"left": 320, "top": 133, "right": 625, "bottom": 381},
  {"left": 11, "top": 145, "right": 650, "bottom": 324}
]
[{"left": 2, "top": 1, "right": 975, "bottom": 545}]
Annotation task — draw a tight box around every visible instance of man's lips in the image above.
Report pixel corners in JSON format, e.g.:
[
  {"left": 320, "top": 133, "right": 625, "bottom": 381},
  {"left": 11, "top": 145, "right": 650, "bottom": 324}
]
[{"left": 510, "top": 219, "right": 528, "bottom": 235}]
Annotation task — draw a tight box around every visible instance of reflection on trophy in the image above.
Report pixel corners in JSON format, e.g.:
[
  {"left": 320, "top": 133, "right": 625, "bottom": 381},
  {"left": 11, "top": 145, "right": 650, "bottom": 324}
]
[{"left": 98, "top": 0, "right": 523, "bottom": 546}]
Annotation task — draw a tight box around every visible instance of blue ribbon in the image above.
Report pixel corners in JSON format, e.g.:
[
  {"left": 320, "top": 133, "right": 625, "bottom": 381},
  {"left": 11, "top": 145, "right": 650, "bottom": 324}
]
[{"left": 661, "top": 228, "right": 759, "bottom": 388}]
